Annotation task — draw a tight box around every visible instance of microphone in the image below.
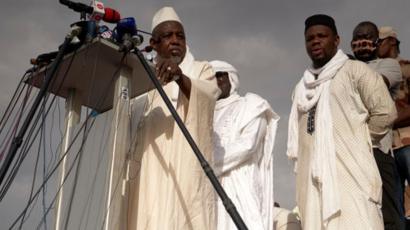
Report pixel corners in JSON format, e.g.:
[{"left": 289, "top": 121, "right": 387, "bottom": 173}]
[
  {"left": 102, "top": 8, "right": 121, "bottom": 23},
  {"left": 98, "top": 25, "right": 114, "bottom": 39},
  {"left": 114, "top": 17, "right": 143, "bottom": 52},
  {"left": 119, "top": 34, "right": 143, "bottom": 52},
  {"left": 90, "top": 3, "right": 121, "bottom": 23},
  {"left": 88, "top": 0, "right": 105, "bottom": 21},
  {"left": 30, "top": 51, "right": 59, "bottom": 65},
  {"left": 59, "top": 0, "right": 121, "bottom": 23}
]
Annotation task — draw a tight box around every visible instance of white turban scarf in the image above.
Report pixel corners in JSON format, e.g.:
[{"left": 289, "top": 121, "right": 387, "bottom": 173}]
[{"left": 209, "top": 60, "right": 240, "bottom": 95}]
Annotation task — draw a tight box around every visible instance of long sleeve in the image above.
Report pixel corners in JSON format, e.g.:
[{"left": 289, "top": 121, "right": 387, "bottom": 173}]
[
  {"left": 368, "top": 58, "right": 402, "bottom": 99},
  {"left": 356, "top": 63, "right": 397, "bottom": 144},
  {"left": 214, "top": 115, "right": 267, "bottom": 176}
]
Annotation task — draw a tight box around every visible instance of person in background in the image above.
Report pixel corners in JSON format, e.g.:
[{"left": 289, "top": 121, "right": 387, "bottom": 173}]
[
  {"left": 351, "top": 21, "right": 404, "bottom": 230},
  {"left": 210, "top": 60, "right": 279, "bottom": 230},
  {"left": 377, "top": 26, "right": 410, "bottom": 225}
]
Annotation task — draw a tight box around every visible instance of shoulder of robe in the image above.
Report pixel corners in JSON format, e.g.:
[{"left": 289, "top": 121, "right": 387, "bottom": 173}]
[
  {"left": 243, "top": 93, "right": 279, "bottom": 120},
  {"left": 190, "top": 60, "right": 214, "bottom": 81},
  {"left": 342, "top": 59, "right": 379, "bottom": 81}
]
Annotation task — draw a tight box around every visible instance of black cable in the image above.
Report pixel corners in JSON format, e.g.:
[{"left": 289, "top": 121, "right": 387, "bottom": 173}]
[
  {"left": 3, "top": 53, "right": 79, "bottom": 228},
  {"left": 0, "top": 35, "right": 75, "bottom": 189},
  {"left": 0, "top": 85, "right": 38, "bottom": 200},
  {"left": 0, "top": 44, "right": 77, "bottom": 199},
  {"left": 137, "top": 29, "right": 152, "bottom": 36},
  {"left": 63, "top": 120, "right": 88, "bottom": 230},
  {"left": 0, "top": 49, "right": 77, "bottom": 201},
  {"left": 41, "top": 101, "right": 49, "bottom": 230},
  {"left": 12, "top": 53, "right": 127, "bottom": 229},
  {"left": 10, "top": 112, "right": 96, "bottom": 229},
  {"left": 18, "top": 94, "right": 51, "bottom": 229},
  {"left": 0, "top": 81, "right": 32, "bottom": 160},
  {"left": 18, "top": 98, "right": 46, "bottom": 229},
  {"left": 78, "top": 112, "right": 109, "bottom": 229},
  {"left": 0, "top": 72, "right": 29, "bottom": 133},
  {"left": 34, "top": 118, "right": 97, "bottom": 230}
]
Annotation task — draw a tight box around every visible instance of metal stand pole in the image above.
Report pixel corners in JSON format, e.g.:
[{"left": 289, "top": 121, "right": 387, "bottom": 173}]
[{"left": 54, "top": 89, "right": 81, "bottom": 230}]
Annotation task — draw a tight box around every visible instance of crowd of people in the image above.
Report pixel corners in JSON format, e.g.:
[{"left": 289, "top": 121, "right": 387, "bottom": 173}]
[{"left": 125, "top": 6, "right": 410, "bottom": 230}]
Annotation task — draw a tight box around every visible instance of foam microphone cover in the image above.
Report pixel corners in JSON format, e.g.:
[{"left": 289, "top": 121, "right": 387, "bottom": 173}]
[{"left": 103, "top": 8, "right": 121, "bottom": 23}]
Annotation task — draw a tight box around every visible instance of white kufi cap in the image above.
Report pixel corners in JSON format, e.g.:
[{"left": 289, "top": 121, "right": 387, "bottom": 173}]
[{"left": 152, "top": 6, "right": 182, "bottom": 32}]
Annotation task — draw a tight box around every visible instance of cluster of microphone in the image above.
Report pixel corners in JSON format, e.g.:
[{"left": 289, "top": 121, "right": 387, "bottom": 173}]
[{"left": 31, "top": 0, "right": 152, "bottom": 67}]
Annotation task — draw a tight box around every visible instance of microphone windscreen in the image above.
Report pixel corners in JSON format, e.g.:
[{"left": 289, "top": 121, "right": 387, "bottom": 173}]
[{"left": 103, "top": 8, "right": 121, "bottom": 23}]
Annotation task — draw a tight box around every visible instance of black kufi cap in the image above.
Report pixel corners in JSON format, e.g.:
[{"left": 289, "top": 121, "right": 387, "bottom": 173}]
[{"left": 305, "top": 14, "right": 338, "bottom": 34}]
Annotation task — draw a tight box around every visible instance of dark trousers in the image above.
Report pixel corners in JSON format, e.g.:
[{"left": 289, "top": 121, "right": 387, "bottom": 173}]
[
  {"left": 374, "top": 148, "right": 406, "bottom": 230},
  {"left": 394, "top": 145, "right": 410, "bottom": 229}
]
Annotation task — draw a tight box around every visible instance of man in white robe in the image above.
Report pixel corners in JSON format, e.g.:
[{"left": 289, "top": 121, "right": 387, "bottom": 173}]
[
  {"left": 287, "top": 14, "right": 397, "bottom": 229},
  {"left": 127, "top": 7, "right": 220, "bottom": 230},
  {"left": 210, "top": 60, "right": 279, "bottom": 230}
]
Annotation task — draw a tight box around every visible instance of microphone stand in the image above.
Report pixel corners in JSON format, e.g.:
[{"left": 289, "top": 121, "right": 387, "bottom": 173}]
[
  {"left": 0, "top": 26, "right": 82, "bottom": 193},
  {"left": 133, "top": 49, "right": 248, "bottom": 230}
]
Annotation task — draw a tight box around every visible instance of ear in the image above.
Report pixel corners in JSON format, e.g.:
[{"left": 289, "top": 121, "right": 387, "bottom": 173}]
[
  {"left": 334, "top": 35, "right": 340, "bottom": 47},
  {"left": 150, "top": 37, "right": 158, "bottom": 50}
]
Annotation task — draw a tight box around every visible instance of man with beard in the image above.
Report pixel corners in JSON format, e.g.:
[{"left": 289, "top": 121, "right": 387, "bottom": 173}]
[
  {"left": 351, "top": 21, "right": 404, "bottom": 230},
  {"left": 127, "top": 6, "right": 220, "bottom": 229},
  {"left": 288, "top": 14, "right": 396, "bottom": 229}
]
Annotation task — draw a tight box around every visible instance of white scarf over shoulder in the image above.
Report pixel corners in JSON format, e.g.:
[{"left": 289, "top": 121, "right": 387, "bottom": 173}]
[{"left": 287, "top": 49, "right": 348, "bottom": 223}]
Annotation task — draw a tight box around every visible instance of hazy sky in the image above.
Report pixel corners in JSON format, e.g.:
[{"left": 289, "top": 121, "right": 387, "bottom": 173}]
[{"left": 1, "top": 0, "right": 409, "bottom": 228}]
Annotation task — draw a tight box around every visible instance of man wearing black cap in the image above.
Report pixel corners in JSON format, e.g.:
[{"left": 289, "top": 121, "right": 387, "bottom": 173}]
[{"left": 287, "top": 14, "right": 396, "bottom": 229}]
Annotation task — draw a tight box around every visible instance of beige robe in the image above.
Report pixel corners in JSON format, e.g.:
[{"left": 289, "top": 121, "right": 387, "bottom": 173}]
[
  {"left": 126, "top": 59, "right": 219, "bottom": 230},
  {"left": 296, "top": 60, "right": 397, "bottom": 229}
]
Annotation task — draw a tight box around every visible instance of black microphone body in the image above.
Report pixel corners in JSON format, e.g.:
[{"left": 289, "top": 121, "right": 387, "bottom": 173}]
[
  {"left": 59, "top": 0, "right": 121, "bottom": 23},
  {"left": 59, "top": 0, "right": 93, "bottom": 14}
]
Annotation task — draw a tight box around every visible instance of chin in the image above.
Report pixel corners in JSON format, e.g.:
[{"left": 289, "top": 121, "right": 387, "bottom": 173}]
[
  {"left": 312, "top": 57, "right": 327, "bottom": 66},
  {"left": 171, "top": 55, "right": 183, "bottom": 64},
  {"left": 356, "top": 54, "right": 372, "bottom": 62}
]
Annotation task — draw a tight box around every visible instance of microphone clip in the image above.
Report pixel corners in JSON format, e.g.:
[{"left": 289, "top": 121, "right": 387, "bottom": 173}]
[
  {"left": 119, "top": 34, "right": 143, "bottom": 53},
  {"left": 114, "top": 17, "right": 144, "bottom": 53}
]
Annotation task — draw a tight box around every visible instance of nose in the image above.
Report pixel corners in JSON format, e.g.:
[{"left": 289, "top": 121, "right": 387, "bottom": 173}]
[
  {"left": 311, "top": 37, "right": 321, "bottom": 45},
  {"left": 170, "top": 34, "right": 181, "bottom": 45}
]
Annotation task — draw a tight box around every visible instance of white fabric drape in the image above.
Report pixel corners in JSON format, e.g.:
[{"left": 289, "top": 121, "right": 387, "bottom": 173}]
[{"left": 213, "top": 93, "right": 279, "bottom": 230}]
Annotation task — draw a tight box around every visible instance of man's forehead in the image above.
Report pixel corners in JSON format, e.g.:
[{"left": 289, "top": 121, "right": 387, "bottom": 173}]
[
  {"left": 305, "top": 25, "right": 333, "bottom": 35},
  {"left": 354, "top": 26, "right": 377, "bottom": 37},
  {"left": 153, "top": 21, "right": 184, "bottom": 34}
]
